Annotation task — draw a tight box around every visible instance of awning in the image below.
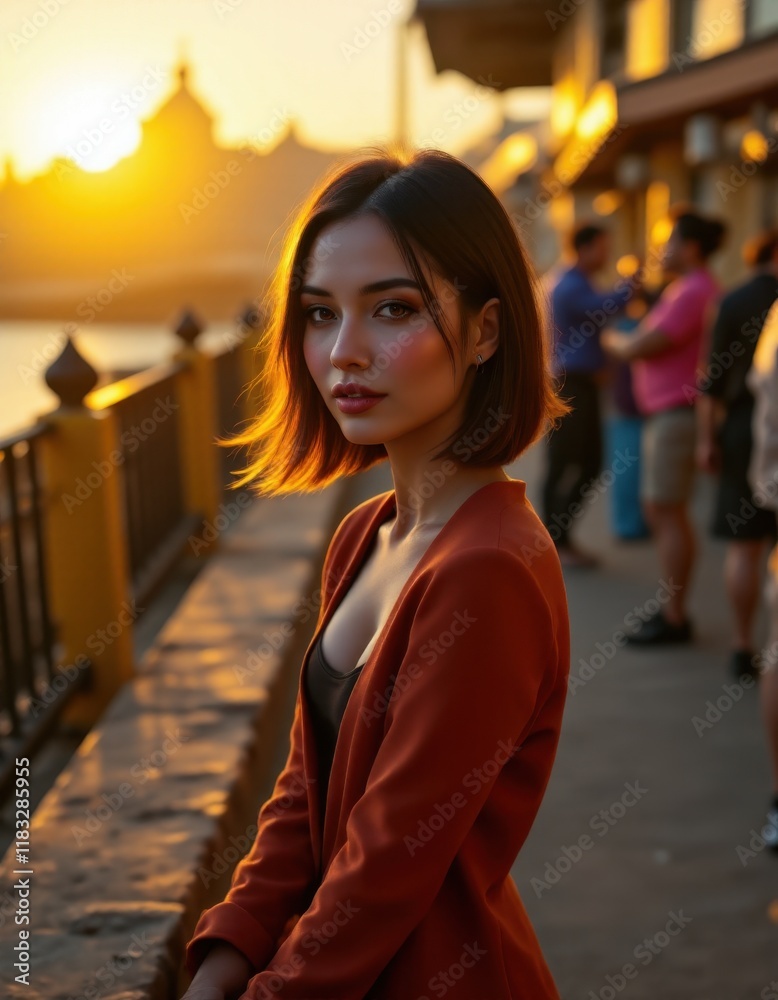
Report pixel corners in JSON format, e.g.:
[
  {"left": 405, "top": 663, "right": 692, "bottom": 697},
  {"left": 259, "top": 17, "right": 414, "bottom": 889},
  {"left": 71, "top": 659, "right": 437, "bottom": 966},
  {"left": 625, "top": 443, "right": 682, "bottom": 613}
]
[{"left": 414, "top": 0, "right": 555, "bottom": 89}]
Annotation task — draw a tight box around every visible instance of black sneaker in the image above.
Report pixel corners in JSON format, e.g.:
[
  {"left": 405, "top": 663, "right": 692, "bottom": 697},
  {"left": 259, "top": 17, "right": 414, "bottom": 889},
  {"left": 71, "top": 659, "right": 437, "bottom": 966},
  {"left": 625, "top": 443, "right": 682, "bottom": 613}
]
[
  {"left": 730, "top": 649, "right": 762, "bottom": 682},
  {"left": 625, "top": 610, "right": 693, "bottom": 646}
]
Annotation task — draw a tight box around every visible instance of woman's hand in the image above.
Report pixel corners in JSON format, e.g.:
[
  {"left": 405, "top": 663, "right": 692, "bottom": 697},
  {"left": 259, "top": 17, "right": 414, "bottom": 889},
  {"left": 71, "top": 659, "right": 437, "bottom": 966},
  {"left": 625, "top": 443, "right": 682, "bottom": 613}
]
[
  {"left": 601, "top": 328, "right": 629, "bottom": 360},
  {"left": 179, "top": 987, "right": 225, "bottom": 1000},
  {"left": 180, "top": 942, "right": 255, "bottom": 1000}
]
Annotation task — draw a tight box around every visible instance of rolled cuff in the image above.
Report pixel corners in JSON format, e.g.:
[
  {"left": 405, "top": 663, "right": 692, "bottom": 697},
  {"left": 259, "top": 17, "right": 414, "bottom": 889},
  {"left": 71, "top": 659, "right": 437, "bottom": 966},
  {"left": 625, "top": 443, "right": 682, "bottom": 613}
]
[{"left": 184, "top": 900, "right": 277, "bottom": 980}]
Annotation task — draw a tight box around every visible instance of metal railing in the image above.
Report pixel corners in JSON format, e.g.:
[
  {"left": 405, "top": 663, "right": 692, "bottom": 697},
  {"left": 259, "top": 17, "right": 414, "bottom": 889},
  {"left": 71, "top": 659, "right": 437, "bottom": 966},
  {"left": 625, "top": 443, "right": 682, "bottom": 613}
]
[
  {"left": 0, "top": 422, "right": 92, "bottom": 799},
  {"left": 0, "top": 307, "right": 265, "bottom": 787},
  {"left": 87, "top": 360, "right": 197, "bottom": 605}
]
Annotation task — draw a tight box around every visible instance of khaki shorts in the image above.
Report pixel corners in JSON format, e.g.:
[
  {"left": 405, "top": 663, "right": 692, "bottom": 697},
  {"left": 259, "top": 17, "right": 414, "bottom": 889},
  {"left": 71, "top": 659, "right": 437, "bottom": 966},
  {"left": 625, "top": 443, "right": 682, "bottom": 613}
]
[{"left": 640, "top": 406, "right": 697, "bottom": 505}]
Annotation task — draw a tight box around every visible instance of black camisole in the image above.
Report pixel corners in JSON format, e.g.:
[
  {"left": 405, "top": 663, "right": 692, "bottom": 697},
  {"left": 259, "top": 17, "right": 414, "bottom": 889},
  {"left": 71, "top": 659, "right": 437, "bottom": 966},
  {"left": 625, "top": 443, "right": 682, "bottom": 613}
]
[{"left": 304, "top": 632, "right": 366, "bottom": 814}]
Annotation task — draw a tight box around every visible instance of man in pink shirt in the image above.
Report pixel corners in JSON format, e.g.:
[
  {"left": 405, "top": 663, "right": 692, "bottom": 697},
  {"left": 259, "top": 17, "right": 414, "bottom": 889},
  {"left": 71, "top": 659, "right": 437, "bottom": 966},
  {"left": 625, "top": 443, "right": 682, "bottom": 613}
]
[{"left": 603, "top": 209, "right": 726, "bottom": 644}]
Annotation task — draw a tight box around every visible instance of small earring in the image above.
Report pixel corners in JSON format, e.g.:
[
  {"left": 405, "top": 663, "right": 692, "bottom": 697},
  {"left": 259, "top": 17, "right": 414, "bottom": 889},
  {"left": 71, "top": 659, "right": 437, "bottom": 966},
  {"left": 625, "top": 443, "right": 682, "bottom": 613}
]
[{"left": 476, "top": 353, "right": 483, "bottom": 374}]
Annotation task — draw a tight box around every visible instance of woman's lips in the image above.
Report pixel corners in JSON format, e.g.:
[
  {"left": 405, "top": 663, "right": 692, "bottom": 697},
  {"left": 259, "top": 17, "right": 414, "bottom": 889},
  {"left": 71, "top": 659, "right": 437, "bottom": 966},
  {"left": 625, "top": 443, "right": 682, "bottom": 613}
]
[{"left": 334, "top": 394, "right": 386, "bottom": 414}]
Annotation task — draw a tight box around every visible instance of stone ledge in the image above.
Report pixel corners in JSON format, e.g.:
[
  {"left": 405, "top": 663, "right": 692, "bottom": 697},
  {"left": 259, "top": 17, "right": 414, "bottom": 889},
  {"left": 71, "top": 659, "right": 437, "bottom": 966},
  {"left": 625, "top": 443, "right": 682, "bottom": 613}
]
[{"left": 0, "top": 480, "right": 352, "bottom": 1000}]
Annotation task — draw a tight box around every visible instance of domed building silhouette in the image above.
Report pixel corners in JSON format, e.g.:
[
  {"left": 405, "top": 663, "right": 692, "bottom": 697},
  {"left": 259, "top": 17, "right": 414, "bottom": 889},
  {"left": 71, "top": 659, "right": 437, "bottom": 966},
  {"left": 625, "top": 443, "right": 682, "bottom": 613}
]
[{"left": 0, "top": 59, "right": 340, "bottom": 322}]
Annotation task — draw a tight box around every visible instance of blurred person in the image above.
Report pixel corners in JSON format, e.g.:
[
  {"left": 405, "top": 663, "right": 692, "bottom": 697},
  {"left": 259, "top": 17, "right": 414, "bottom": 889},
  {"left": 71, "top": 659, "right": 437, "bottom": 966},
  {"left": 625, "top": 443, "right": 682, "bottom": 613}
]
[
  {"left": 745, "top": 298, "right": 778, "bottom": 851},
  {"left": 605, "top": 294, "right": 651, "bottom": 541},
  {"left": 697, "top": 230, "right": 778, "bottom": 679},
  {"left": 603, "top": 209, "right": 727, "bottom": 644},
  {"left": 542, "top": 222, "right": 636, "bottom": 567},
  {"left": 179, "top": 145, "right": 571, "bottom": 1000}
]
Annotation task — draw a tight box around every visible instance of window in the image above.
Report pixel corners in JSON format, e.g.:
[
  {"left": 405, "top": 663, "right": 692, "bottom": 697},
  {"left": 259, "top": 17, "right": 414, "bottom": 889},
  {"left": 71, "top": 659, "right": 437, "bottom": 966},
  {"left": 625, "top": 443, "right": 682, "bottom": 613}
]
[
  {"left": 600, "top": 0, "right": 627, "bottom": 78},
  {"left": 673, "top": 0, "right": 746, "bottom": 60},
  {"left": 748, "top": 0, "right": 778, "bottom": 37}
]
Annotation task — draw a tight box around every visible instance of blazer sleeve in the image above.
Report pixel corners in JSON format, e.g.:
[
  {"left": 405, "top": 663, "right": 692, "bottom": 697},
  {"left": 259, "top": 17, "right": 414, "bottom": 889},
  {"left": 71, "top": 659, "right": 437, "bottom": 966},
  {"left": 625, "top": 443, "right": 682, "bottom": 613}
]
[
  {"left": 183, "top": 511, "right": 359, "bottom": 979},
  {"left": 238, "top": 545, "right": 564, "bottom": 999}
]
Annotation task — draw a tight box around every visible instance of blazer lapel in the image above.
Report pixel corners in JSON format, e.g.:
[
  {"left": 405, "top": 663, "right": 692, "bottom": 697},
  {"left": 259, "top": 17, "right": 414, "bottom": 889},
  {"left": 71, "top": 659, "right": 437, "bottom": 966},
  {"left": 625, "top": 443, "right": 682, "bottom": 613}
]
[{"left": 299, "top": 491, "right": 395, "bottom": 877}]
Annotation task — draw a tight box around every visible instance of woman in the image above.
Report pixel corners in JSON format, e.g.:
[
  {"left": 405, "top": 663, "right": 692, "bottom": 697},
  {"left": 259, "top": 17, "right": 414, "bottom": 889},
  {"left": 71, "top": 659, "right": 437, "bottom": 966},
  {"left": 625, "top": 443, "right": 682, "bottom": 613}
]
[
  {"left": 602, "top": 208, "right": 726, "bottom": 646},
  {"left": 181, "top": 144, "right": 571, "bottom": 999}
]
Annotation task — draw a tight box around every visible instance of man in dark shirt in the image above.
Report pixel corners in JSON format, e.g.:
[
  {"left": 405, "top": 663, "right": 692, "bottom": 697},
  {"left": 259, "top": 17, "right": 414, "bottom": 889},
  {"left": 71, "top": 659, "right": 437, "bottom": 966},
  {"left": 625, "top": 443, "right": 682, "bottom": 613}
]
[
  {"left": 697, "top": 229, "right": 778, "bottom": 678},
  {"left": 542, "top": 222, "right": 635, "bottom": 567}
]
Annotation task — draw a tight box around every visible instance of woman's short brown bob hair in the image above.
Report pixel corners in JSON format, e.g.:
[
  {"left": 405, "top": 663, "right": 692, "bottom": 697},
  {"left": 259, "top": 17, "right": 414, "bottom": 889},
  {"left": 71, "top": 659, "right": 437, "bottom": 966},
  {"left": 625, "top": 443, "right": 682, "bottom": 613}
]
[{"left": 222, "top": 142, "right": 569, "bottom": 496}]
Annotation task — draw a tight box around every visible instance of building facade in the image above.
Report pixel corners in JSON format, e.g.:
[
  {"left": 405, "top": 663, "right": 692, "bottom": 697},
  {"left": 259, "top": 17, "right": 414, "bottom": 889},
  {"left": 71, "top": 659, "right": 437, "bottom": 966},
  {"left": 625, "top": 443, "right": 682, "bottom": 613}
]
[{"left": 417, "top": 0, "right": 778, "bottom": 285}]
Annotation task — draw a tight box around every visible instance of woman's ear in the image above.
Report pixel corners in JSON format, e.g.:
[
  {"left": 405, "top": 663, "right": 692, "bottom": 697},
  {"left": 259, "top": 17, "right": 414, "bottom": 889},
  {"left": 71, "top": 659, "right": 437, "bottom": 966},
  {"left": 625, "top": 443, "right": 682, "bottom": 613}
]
[{"left": 472, "top": 298, "right": 500, "bottom": 363}]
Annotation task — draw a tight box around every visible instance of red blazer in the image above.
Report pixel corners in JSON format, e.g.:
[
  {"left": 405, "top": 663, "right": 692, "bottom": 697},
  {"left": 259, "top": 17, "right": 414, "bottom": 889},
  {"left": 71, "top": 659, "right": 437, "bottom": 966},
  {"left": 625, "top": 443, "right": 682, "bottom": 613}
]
[{"left": 184, "top": 478, "right": 570, "bottom": 999}]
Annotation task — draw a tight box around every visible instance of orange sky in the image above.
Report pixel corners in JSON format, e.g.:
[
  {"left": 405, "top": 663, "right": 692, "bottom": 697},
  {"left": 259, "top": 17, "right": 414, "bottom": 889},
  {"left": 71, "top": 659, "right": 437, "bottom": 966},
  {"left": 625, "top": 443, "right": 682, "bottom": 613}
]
[{"left": 0, "top": 0, "right": 551, "bottom": 181}]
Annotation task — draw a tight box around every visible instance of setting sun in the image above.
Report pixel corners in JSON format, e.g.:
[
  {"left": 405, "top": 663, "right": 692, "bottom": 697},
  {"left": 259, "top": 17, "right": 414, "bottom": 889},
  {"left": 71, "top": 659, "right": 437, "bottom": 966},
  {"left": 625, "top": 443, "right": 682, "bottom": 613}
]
[{"left": 23, "top": 77, "right": 151, "bottom": 173}]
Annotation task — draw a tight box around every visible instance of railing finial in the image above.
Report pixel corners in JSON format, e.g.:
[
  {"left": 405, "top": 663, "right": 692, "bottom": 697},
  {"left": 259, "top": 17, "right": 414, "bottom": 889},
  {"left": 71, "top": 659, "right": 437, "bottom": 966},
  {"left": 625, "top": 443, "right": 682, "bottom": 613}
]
[
  {"left": 44, "top": 326, "right": 99, "bottom": 406},
  {"left": 174, "top": 307, "right": 204, "bottom": 347}
]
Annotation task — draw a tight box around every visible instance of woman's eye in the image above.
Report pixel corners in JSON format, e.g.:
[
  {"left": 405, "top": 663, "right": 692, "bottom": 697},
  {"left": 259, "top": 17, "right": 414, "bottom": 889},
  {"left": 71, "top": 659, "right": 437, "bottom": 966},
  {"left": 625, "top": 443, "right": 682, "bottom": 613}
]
[
  {"left": 304, "top": 305, "right": 334, "bottom": 324},
  {"left": 377, "top": 301, "right": 414, "bottom": 319}
]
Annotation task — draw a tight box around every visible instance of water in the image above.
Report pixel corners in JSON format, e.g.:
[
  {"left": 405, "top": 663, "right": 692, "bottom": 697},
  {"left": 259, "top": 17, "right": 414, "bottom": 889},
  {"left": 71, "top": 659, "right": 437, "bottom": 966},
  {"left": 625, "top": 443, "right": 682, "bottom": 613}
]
[{"left": 0, "top": 319, "right": 239, "bottom": 440}]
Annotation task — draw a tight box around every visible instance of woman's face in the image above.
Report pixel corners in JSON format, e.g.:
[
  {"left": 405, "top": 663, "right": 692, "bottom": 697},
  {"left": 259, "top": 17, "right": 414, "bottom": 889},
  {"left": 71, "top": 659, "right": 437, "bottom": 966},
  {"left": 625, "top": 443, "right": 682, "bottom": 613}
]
[{"left": 300, "top": 213, "right": 493, "bottom": 453}]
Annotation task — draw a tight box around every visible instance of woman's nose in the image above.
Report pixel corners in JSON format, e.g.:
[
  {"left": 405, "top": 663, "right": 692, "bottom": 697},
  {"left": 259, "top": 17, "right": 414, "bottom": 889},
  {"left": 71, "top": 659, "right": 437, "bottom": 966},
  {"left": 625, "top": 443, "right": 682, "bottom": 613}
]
[{"left": 329, "top": 314, "right": 372, "bottom": 370}]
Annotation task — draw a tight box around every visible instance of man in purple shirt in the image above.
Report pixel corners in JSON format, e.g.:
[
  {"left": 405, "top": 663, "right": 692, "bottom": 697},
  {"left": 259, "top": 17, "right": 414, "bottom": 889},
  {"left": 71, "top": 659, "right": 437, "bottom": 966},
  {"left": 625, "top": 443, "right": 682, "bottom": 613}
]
[{"left": 542, "top": 223, "right": 636, "bottom": 567}]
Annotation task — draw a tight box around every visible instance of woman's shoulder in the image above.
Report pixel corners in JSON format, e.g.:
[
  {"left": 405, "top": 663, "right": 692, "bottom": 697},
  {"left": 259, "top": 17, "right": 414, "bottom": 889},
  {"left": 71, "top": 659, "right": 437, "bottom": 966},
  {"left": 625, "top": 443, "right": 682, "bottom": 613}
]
[{"left": 427, "top": 486, "right": 567, "bottom": 599}]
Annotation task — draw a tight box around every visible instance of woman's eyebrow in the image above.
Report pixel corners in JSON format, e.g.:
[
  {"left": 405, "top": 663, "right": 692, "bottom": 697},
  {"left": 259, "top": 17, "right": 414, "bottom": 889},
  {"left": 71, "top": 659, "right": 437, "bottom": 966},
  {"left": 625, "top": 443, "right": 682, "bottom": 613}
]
[{"left": 299, "top": 277, "right": 421, "bottom": 297}]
